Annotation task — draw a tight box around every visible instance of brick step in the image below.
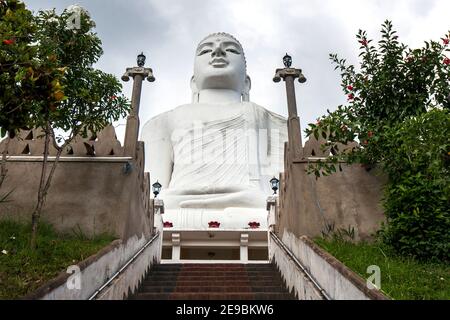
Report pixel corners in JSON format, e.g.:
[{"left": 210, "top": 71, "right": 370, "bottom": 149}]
[
  {"left": 149, "top": 271, "right": 279, "bottom": 276},
  {"left": 144, "top": 276, "right": 282, "bottom": 282},
  {"left": 142, "top": 280, "right": 284, "bottom": 287},
  {"left": 152, "top": 265, "right": 273, "bottom": 270},
  {"left": 157, "top": 264, "right": 271, "bottom": 267},
  {"left": 151, "top": 268, "right": 275, "bottom": 273},
  {"left": 146, "top": 272, "right": 281, "bottom": 277},
  {"left": 139, "top": 286, "right": 288, "bottom": 293},
  {"left": 153, "top": 269, "right": 276, "bottom": 273},
  {"left": 130, "top": 292, "right": 295, "bottom": 300},
  {"left": 130, "top": 263, "right": 295, "bottom": 300}
]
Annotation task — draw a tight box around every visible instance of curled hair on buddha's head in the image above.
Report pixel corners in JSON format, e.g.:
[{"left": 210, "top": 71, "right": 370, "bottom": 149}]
[{"left": 197, "top": 32, "right": 247, "bottom": 71}]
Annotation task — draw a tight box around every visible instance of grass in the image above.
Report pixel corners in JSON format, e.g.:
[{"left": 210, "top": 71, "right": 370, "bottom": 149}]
[
  {"left": 315, "top": 238, "right": 450, "bottom": 300},
  {"left": 0, "top": 220, "right": 116, "bottom": 299}
]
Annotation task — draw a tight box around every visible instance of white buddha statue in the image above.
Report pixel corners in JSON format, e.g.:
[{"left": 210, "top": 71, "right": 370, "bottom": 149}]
[{"left": 141, "top": 33, "right": 287, "bottom": 229}]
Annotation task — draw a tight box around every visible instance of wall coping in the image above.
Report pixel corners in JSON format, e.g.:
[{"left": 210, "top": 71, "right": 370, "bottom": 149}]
[
  {"left": 300, "top": 235, "right": 390, "bottom": 300},
  {"left": 5, "top": 156, "right": 133, "bottom": 163},
  {"left": 23, "top": 239, "right": 122, "bottom": 300}
]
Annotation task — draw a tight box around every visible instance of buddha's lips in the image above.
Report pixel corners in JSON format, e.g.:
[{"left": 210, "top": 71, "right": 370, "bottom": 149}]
[{"left": 210, "top": 58, "right": 228, "bottom": 67}]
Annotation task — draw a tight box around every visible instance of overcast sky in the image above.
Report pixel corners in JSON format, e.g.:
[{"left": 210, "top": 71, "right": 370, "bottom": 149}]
[{"left": 28, "top": 0, "right": 450, "bottom": 143}]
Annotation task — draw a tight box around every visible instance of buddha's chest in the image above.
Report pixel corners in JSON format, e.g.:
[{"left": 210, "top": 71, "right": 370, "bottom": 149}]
[{"left": 170, "top": 104, "right": 248, "bottom": 129}]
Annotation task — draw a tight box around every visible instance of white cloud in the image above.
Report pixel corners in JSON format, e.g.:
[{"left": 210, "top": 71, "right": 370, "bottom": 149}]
[{"left": 25, "top": 0, "right": 450, "bottom": 144}]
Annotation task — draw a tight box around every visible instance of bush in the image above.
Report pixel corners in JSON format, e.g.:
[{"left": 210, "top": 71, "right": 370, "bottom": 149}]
[
  {"left": 380, "top": 110, "right": 450, "bottom": 261},
  {"left": 306, "top": 21, "right": 450, "bottom": 261}
]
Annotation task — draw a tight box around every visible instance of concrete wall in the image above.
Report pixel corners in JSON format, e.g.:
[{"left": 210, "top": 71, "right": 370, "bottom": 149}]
[
  {"left": 277, "top": 139, "right": 387, "bottom": 241},
  {"left": 96, "top": 232, "right": 162, "bottom": 300},
  {"left": 24, "top": 232, "right": 161, "bottom": 300},
  {"left": 0, "top": 139, "right": 152, "bottom": 240},
  {"left": 269, "top": 234, "right": 325, "bottom": 300},
  {"left": 273, "top": 230, "right": 388, "bottom": 300}
]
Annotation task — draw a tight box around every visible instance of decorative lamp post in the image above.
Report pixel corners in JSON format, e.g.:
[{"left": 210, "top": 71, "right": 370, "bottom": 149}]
[
  {"left": 270, "top": 177, "right": 279, "bottom": 195},
  {"left": 283, "top": 53, "right": 292, "bottom": 68},
  {"left": 273, "top": 53, "right": 307, "bottom": 159},
  {"left": 137, "top": 52, "right": 146, "bottom": 67},
  {"left": 152, "top": 180, "right": 162, "bottom": 198},
  {"left": 122, "top": 52, "right": 155, "bottom": 157}
]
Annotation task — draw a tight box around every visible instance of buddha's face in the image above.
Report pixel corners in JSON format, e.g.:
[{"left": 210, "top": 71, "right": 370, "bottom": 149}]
[{"left": 193, "top": 34, "right": 247, "bottom": 92}]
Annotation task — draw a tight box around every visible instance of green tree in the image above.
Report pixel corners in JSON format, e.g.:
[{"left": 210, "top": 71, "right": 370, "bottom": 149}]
[
  {"left": 306, "top": 21, "right": 450, "bottom": 260},
  {"left": 26, "top": 6, "right": 130, "bottom": 248},
  {"left": 1, "top": 0, "right": 65, "bottom": 209},
  {"left": 0, "top": 0, "right": 60, "bottom": 189},
  {"left": 0, "top": 2, "right": 130, "bottom": 247}
]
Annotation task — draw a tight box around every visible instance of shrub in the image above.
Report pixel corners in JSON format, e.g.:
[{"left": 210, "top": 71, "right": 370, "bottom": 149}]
[
  {"left": 380, "top": 109, "right": 450, "bottom": 261},
  {"left": 306, "top": 21, "right": 450, "bottom": 261}
]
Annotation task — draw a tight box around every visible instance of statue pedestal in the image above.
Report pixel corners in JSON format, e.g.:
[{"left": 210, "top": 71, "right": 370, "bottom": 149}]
[{"left": 161, "top": 208, "right": 269, "bottom": 262}]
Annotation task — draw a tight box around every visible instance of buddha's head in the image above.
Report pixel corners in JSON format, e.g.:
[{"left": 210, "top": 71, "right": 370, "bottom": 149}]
[{"left": 191, "top": 33, "right": 251, "bottom": 102}]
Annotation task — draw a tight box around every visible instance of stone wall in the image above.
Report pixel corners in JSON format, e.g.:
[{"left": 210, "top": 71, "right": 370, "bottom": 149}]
[
  {"left": 0, "top": 126, "right": 153, "bottom": 240},
  {"left": 277, "top": 137, "right": 386, "bottom": 241},
  {"left": 270, "top": 231, "right": 388, "bottom": 300},
  {"left": 24, "top": 232, "right": 162, "bottom": 300}
]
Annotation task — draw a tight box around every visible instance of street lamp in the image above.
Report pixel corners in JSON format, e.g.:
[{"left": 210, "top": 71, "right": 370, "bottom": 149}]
[
  {"left": 273, "top": 53, "right": 307, "bottom": 159},
  {"left": 270, "top": 177, "right": 279, "bottom": 195},
  {"left": 283, "top": 53, "right": 292, "bottom": 68},
  {"left": 137, "top": 52, "right": 146, "bottom": 67},
  {"left": 152, "top": 180, "right": 162, "bottom": 198}
]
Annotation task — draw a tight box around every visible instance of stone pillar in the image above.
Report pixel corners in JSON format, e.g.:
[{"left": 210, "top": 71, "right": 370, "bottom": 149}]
[
  {"left": 122, "top": 55, "right": 155, "bottom": 158},
  {"left": 154, "top": 199, "right": 165, "bottom": 215},
  {"left": 240, "top": 233, "right": 249, "bottom": 262},
  {"left": 266, "top": 195, "right": 277, "bottom": 232},
  {"left": 273, "top": 55, "right": 307, "bottom": 160},
  {"left": 172, "top": 233, "right": 181, "bottom": 261},
  {"left": 152, "top": 199, "right": 164, "bottom": 235}
]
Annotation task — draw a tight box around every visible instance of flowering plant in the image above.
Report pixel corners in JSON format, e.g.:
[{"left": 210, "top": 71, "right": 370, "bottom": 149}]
[
  {"left": 248, "top": 222, "right": 260, "bottom": 229},
  {"left": 305, "top": 20, "right": 450, "bottom": 260},
  {"left": 163, "top": 221, "right": 173, "bottom": 228},
  {"left": 208, "top": 221, "right": 220, "bottom": 228}
]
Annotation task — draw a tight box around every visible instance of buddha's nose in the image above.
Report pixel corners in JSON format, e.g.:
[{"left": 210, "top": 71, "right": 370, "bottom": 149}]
[{"left": 212, "top": 45, "right": 226, "bottom": 57}]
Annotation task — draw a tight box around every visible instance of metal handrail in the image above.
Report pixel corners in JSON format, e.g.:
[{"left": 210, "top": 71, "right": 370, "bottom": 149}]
[
  {"left": 270, "top": 231, "right": 331, "bottom": 300},
  {"left": 88, "top": 232, "right": 160, "bottom": 300}
]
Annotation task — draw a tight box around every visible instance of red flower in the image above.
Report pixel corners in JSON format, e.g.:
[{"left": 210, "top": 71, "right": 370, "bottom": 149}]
[
  {"left": 208, "top": 221, "right": 220, "bottom": 228},
  {"left": 444, "top": 57, "right": 450, "bottom": 65},
  {"left": 362, "top": 140, "right": 368, "bottom": 146},
  {"left": 405, "top": 56, "right": 414, "bottom": 63},
  {"left": 163, "top": 221, "right": 173, "bottom": 228},
  {"left": 2, "top": 39, "right": 14, "bottom": 45},
  {"left": 443, "top": 38, "right": 449, "bottom": 45},
  {"left": 347, "top": 85, "right": 354, "bottom": 91},
  {"left": 248, "top": 221, "right": 260, "bottom": 229},
  {"left": 359, "top": 38, "right": 368, "bottom": 46},
  {"left": 348, "top": 93, "right": 354, "bottom": 100},
  {"left": 368, "top": 131, "right": 374, "bottom": 138},
  {"left": 110, "top": 95, "right": 117, "bottom": 100}
]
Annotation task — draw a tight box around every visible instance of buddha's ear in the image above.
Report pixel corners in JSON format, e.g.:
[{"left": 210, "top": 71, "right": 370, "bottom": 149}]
[
  {"left": 190, "top": 76, "right": 199, "bottom": 103},
  {"left": 242, "top": 75, "right": 251, "bottom": 102}
]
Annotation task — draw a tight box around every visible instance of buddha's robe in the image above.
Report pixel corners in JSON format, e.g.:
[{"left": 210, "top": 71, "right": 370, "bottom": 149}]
[{"left": 142, "top": 102, "right": 287, "bottom": 211}]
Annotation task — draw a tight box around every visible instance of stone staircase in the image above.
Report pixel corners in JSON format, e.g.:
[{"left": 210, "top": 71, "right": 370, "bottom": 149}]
[{"left": 130, "top": 263, "right": 296, "bottom": 300}]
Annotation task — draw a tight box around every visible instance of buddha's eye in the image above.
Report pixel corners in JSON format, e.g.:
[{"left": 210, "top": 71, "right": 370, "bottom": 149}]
[
  {"left": 226, "top": 48, "right": 240, "bottom": 54},
  {"left": 198, "top": 49, "right": 212, "bottom": 56}
]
